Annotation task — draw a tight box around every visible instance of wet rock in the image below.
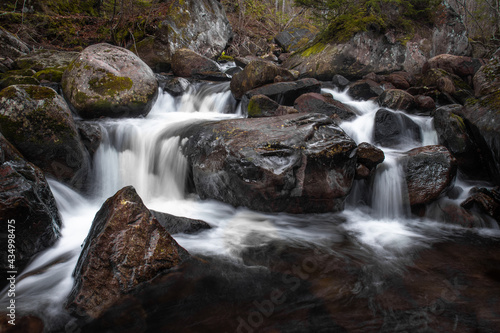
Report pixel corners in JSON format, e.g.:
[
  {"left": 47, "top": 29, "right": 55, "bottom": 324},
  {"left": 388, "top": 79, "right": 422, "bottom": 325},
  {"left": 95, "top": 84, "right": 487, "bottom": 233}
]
[
  {"left": 76, "top": 122, "right": 102, "bottom": 158},
  {"left": 171, "top": 48, "right": 222, "bottom": 79},
  {"left": 403, "top": 145, "right": 457, "bottom": 206},
  {"left": 0, "top": 85, "right": 89, "bottom": 188},
  {"left": 247, "top": 94, "right": 288, "bottom": 118},
  {"left": 274, "top": 22, "right": 319, "bottom": 53},
  {"left": 432, "top": 105, "right": 485, "bottom": 178},
  {"left": 377, "top": 89, "right": 416, "bottom": 111},
  {"left": 183, "top": 113, "right": 357, "bottom": 213},
  {"left": 150, "top": 210, "right": 211, "bottom": 234},
  {"left": 357, "top": 142, "right": 385, "bottom": 169},
  {"left": 230, "top": 60, "right": 296, "bottom": 100},
  {"left": 384, "top": 72, "right": 411, "bottom": 90},
  {"left": 135, "top": 0, "right": 232, "bottom": 71},
  {"left": 423, "top": 54, "right": 486, "bottom": 85},
  {"left": 373, "top": 109, "right": 422, "bottom": 148},
  {"left": 348, "top": 79, "right": 384, "bottom": 101},
  {"left": 160, "top": 76, "right": 191, "bottom": 97},
  {"left": 428, "top": 201, "right": 483, "bottom": 228},
  {"left": 331, "top": 74, "right": 350, "bottom": 90},
  {"left": 0, "top": 134, "right": 62, "bottom": 290},
  {"left": 473, "top": 48, "right": 500, "bottom": 97},
  {"left": 66, "top": 186, "right": 190, "bottom": 320},
  {"left": 414, "top": 95, "right": 435, "bottom": 112},
  {"left": 294, "top": 92, "right": 357, "bottom": 121},
  {"left": 62, "top": 43, "right": 158, "bottom": 119},
  {"left": 461, "top": 187, "right": 500, "bottom": 223},
  {"left": 0, "top": 314, "right": 44, "bottom": 333},
  {"left": 241, "top": 78, "right": 322, "bottom": 112},
  {"left": 420, "top": 68, "right": 473, "bottom": 105}
]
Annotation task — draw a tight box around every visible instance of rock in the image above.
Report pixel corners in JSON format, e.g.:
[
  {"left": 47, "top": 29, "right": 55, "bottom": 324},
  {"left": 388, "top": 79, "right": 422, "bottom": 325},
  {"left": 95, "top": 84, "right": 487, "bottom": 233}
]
[
  {"left": 420, "top": 68, "right": 473, "bottom": 105},
  {"left": 473, "top": 48, "right": 500, "bottom": 97},
  {"left": 230, "top": 60, "right": 296, "bottom": 100},
  {"left": 331, "top": 74, "right": 350, "bottom": 90},
  {"left": 432, "top": 105, "right": 485, "bottom": 177},
  {"left": 0, "top": 134, "right": 62, "bottom": 290},
  {"left": 134, "top": 0, "right": 232, "bottom": 71},
  {"left": 428, "top": 202, "right": 482, "bottom": 228},
  {"left": 0, "top": 314, "right": 44, "bottom": 333},
  {"left": 458, "top": 95, "right": 500, "bottom": 185},
  {"left": 274, "top": 22, "right": 319, "bottom": 53},
  {"left": 423, "top": 54, "right": 486, "bottom": 85},
  {"left": 14, "top": 49, "right": 79, "bottom": 72},
  {"left": 66, "top": 186, "right": 190, "bottom": 320},
  {"left": 182, "top": 113, "right": 357, "bottom": 213},
  {"left": 160, "top": 76, "right": 191, "bottom": 97},
  {"left": 348, "top": 79, "right": 384, "bottom": 101},
  {"left": 403, "top": 145, "right": 457, "bottom": 206},
  {"left": 377, "top": 89, "right": 416, "bottom": 111},
  {"left": 461, "top": 187, "right": 500, "bottom": 223},
  {"left": 0, "top": 75, "right": 39, "bottom": 90},
  {"left": 171, "top": 48, "right": 222, "bottom": 79},
  {"left": 356, "top": 142, "right": 385, "bottom": 169},
  {"left": 0, "top": 85, "right": 89, "bottom": 188},
  {"left": 431, "top": 6, "right": 471, "bottom": 57},
  {"left": 241, "top": 78, "right": 322, "bottom": 112},
  {"left": 247, "top": 94, "right": 287, "bottom": 118},
  {"left": 384, "top": 72, "right": 411, "bottom": 90},
  {"left": 76, "top": 121, "right": 102, "bottom": 157},
  {"left": 294, "top": 92, "right": 357, "bottom": 120},
  {"left": 415, "top": 95, "right": 435, "bottom": 112},
  {"left": 373, "top": 109, "right": 422, "bottom": 147},
  {"left": 62, "top": 43, "right": 158, "bottom": 119},
  {"left": 0, "top": 27, "right": 31, "bottom": 71},
  {"left": 150, "top": 210, "right": 211, "bottom": 234}
]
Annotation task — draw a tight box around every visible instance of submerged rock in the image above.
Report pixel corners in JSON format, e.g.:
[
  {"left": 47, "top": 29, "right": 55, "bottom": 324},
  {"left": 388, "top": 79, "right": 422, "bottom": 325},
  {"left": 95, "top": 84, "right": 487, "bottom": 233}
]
[
  {"left": 62, "top": 43, "right": 158, "bottom": 119},
  {"left": 461, "top": 187, "right": 500, "bottom": 223},
  {"left": 66, "top": 186, "right": 189, "bottom": 320},
  {"left": 183, "top": 113, "right": 357, "bottom": 213},
  {"left": 0, "top": 85, "right": 89, "bottom": 188},
  {"left": 403, "top": 145, "right": 457, "bottom": 206},
  {"left": 0, "top": 134, "right": 61, "bottom": 290},
  {"left": 373, "top": 109, "right": 422, "bottom": 148}
]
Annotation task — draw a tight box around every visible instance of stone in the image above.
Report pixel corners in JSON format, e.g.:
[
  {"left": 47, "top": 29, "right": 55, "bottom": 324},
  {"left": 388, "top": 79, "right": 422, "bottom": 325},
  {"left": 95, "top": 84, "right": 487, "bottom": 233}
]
[
  {"left": 14, "top": 49, "right": 79, "bottom": 72},
  {"left": 348, "top": 79, "right": 384, "bottom": 101},
  {"left": 356, "top": 142, "right": 385, "bottom": 169},
  {"left": 247, "top": 94, "right": 286, "bottom": 118},
  {"left": 414, "top": 95, "right": 435, "bottom": 112},
  {"left": 473, "top": 48, "right": 500, "bottom": 97},
  {"left": 274, "top": 22, "right": 319, "bottom": 53},
  {"left": 0, "top": 85, "right": 89, "bottom": 188},
  {"left": 171, "top": 48, "right": 221, "bottom": 79},
  {"left": 150, "top": 210, "right": 211, "bottom": 234},
  {"left": 403, "top": 145, "right": 457, "bottom": 206},
  {"left": 62, "top": 43, "right": 158, "bottom": 119},
  {"left": 66, "top": 186, "right": 190, "bottom": 319},
  {"left": 230, "top": 60, "right": 296, "bottom": 100},
  {"left": 377, "top": 89, "right": 416, "bottom": 111},
  {"left": 461, "top": 187, "right": 500, "bottom": 223},
  {"left": 0, "top": 134, "right": 62, "bottom": 290},
  {"left": 182, "top": 113, "right": 357, "bottom": 213},
  {"left": 423, "top": 54, "right": 486, "bottom": 85},
  {"left": 294, "top": 92, "right": 357, "bottom": 120},
  {"left": 373, "top": 109, "right": 422, "bottom": 148}
]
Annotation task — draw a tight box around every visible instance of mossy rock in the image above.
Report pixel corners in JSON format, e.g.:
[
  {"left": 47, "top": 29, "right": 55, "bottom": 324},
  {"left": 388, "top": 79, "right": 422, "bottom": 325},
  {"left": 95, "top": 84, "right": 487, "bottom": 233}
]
[
  {"left": 34, "top": 68, "right": 64, "bottom": 83},
  {"left": 62, "top": 43, "right": 158, "bottom": 119},
  {"left": 0, "top": 84, "right": 89, "bottom": 188},
  {"left": 0, "top": 75, "right": 39, "bottom": 90},
  {"left": 14, "top": 49, "right": 79, "bottom": 71}
]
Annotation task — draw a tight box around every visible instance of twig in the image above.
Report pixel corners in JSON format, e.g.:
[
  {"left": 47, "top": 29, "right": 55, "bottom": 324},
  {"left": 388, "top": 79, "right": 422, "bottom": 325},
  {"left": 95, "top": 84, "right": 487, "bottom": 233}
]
[{"left": 129, "top": 28, "right": 138, "bottom": 56}]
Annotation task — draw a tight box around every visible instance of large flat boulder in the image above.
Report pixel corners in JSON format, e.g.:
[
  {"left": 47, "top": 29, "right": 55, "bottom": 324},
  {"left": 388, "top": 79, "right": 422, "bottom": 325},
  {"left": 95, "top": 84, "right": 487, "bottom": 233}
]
[{"left": 182, "top": 113, "right": 357, "bottom": 213}]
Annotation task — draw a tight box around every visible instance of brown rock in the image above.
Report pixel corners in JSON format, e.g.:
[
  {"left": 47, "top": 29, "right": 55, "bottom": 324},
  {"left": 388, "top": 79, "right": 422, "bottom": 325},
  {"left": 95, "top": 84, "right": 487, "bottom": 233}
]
[{"left": 171, "top": 48, "right": 221, "bottom": 78}]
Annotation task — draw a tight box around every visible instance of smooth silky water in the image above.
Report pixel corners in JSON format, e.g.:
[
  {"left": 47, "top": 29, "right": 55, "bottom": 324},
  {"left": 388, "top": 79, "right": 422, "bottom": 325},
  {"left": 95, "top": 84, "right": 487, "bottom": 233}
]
[{"left": 2, "top": 82, "right": 500, "bottom": 331}]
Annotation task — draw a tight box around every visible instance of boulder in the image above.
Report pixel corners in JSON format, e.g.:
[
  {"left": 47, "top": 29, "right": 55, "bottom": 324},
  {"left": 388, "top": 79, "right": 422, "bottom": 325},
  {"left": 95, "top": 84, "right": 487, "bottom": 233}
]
[
  {"left": 76, "top": 121, "right": 102, "bottom": 157},
  {"left": 0, "top": 27, "right": 31, "bottom": 71},
  {"left": 461, "top": 187, "right": 500, "bottom": 223},
  {"left": 134, "top": 0, "right": 232, "bottom": 71},
  {"left": 458, "top": 95, "right": 500, "bottom": 185},
  {"left": 473, "top": 48, "right": 500, "bottom": 97},
  {"left": 384, "top": 72, "right": 411, "bottom": 90},
  {"left": 294, "top": 92, "right": 357, "bottom": 120},
  {"left": 150, "top": 210, "right": 211, "bottom": 234},
  {"left": 230, "top": 60, "right": 296, "bottom": 100},
  {"left": 414, "top": 95, "right": 435, "bottom": 112},
  {"left": 348, "top": 79, "right": 384, "bottom": 101},
  {"left": 377, "top": 89, "right": 416, "bottom": 111},
  {"left": 182, "top": 113, "right": 357, "bottom": 213},
  {"left": 247, "top": 94, "right": 290, "bottom": 118},
  {"left": 66, "top": 186, "right": 190, "bottom": 320},
  {"left": 0, "top": 85, "right": 89, "bottom": 188},
  {"left": 331, "top": 74, "right": 350, "bottom": 90},
  {"left": 432, "top": 105, "right": 484, "bottom": 177},
  {"left": 0, "top": 134, "right": 62, "bottom": 290},
  {"left": 429, "top": 202, "right": 482, "bottom": 228},
  {"left": 419, "top": 68, "right": 473, "bottom": 105},
  {"left": 373, "top": 109, "right": 422, "bottom": 148},
  {"left": 431, "top": 6, "right": 471, "bottom": 57},
  {"left": 423, "top": 54, "right": 486, "bottom": 85},
  {"left": 241, "top": 78, "right": 322, "bottom": 113},
  {"left": 403, "top": 145, "right": 457, "bottom": 206},
  {"left": 274, "top": 22, "right": 320, "bottom": 53},
  {"left": 0, "top": 75, "right": 39, "bottom": 90},
  {"left": 62, "top": 43, "right": 158, "bottom": 119},
  {"left": 14, "top": 49, "right": 79, "bottom": 72},
  {"left": 171, "top": 48, "right": 222, "bottom": 79},
  {"left": 355, "top": 142, "right": 385, "bottom": 179}
]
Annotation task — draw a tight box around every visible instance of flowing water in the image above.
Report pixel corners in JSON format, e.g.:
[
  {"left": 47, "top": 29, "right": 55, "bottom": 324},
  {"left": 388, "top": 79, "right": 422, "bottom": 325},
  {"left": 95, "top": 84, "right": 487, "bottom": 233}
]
[{"left": 2, "top": 81, "right": 500, "bottom": 331}]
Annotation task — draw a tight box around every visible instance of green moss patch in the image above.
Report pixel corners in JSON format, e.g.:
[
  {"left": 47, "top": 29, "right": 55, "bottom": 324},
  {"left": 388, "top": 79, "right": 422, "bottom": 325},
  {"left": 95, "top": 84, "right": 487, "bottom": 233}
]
[{"left": 88, "top": 73, "right": 133, "bottom": 96}]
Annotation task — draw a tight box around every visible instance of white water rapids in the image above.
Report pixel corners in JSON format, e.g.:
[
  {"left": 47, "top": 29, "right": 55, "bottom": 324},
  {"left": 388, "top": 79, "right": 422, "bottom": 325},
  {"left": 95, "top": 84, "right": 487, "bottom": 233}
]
[{"left": 2, "top": 81, "right": 499, "bottom": 329}]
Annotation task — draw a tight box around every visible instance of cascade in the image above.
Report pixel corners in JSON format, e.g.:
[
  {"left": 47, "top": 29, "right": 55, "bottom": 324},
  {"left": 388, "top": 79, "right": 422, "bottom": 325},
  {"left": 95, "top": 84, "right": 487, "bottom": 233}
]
[{"left": 1, "top": 80, "right": 499, "bottom": 331}]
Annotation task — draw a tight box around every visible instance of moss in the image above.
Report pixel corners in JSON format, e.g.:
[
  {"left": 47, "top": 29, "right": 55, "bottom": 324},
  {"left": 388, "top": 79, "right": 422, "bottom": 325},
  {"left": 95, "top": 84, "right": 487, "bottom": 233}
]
[
  {"left": 34, "top": 68, "right": 64, "bottom": 83},
  {"left": 300, "top": 42, "right": 326, "bottom": 58},
  {"left": 480, "top": 90, "right": 500, "bottom": 112},
  {"left": 247, "top": 99, "right": 262, "bottom": 117},
  {"left": 218, "top": 54, "right": 234, "bottom": 62},
  {"left": 0, "top": 76, "right": 40, "bottom": 90},
  {"left": 450, "top": 113, "right": 466, "bottom": 131},
  {"left": 88, "top": 73, "right": 133, "bottom": 96},
  {"left": 0, "top": 86, "right": 19, "bottom": 100},
  {"left": 23, "top": 86, "right": 57, "bottom": 100}
]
